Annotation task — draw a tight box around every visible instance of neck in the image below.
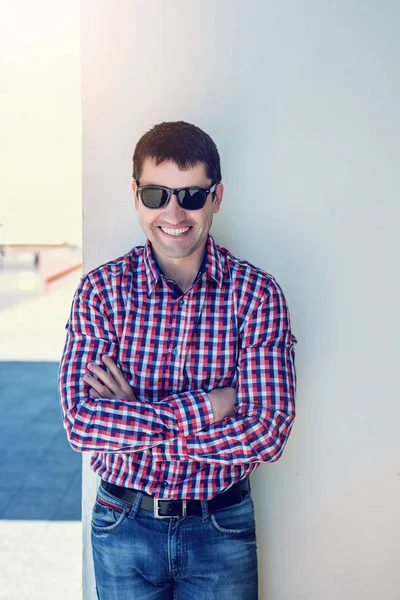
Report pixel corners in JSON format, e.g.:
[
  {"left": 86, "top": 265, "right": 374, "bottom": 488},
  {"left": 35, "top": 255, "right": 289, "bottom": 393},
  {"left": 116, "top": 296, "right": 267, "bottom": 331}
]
[{"left": 153, "top": 245, "right": 205, "bottom": 293}]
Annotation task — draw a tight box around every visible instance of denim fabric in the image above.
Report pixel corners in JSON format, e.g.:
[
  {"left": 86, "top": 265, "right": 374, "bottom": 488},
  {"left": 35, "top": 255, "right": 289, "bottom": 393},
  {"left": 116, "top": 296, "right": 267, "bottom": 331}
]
[{"left": 91, "top": 484, "right": 258, "bottom": 599}]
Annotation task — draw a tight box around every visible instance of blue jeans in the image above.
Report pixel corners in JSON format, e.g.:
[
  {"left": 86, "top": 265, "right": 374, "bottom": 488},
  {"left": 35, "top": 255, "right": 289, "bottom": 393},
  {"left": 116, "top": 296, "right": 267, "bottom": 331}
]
[{"left": 91, "top": 483, "right": 258, "bottom": 599}]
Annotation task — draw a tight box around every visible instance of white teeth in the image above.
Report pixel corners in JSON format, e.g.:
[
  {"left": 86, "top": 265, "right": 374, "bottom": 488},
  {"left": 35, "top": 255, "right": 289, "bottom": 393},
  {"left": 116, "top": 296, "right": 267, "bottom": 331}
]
[{"left": 160, "top": 227, "right": 190, "bottom": 236}]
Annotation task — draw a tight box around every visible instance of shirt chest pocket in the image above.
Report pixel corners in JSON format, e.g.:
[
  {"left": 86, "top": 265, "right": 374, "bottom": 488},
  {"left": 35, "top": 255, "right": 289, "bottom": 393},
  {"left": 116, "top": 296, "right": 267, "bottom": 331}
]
[{"left": 184, "top": 319, "right": 239, "bottom": 390}]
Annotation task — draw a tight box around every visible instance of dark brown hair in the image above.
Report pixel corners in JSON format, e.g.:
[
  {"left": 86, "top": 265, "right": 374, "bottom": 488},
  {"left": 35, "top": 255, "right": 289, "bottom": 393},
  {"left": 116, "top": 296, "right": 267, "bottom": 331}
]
[{"left": 132, "top": 121, "right": 221, "bottom": 184}]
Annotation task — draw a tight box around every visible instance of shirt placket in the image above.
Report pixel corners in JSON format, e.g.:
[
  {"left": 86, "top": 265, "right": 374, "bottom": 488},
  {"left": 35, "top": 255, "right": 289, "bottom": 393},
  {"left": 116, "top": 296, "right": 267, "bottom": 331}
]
[{"left": 162, "top": 277, "right": 207, "bottom": 393}]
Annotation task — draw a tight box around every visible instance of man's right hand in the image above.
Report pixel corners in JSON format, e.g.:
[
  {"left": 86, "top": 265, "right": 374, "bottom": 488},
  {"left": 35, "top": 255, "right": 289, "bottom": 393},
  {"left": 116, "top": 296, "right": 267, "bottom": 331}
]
[{"left": 207, "top": 387, "right": 237, "bottom": 422}]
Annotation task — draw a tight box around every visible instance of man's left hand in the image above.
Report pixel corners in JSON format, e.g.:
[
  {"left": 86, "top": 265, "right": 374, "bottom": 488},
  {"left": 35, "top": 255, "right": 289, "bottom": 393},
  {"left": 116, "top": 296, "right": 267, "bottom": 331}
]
[{"left": 83, "top": 355, "right": 136, "bottom": 401}]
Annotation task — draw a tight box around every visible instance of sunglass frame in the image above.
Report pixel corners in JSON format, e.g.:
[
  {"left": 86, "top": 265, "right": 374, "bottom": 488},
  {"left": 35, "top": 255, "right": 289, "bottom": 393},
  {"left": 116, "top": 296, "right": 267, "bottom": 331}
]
[{"left": 136, "top": 183, "right": 217, "bottom": 210}]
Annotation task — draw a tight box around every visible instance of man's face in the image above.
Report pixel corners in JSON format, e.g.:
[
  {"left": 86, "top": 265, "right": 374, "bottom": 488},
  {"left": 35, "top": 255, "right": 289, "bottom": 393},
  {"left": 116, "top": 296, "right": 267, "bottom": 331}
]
[{"left": 133, "top": 158, "right": 223, "bottom": 264}]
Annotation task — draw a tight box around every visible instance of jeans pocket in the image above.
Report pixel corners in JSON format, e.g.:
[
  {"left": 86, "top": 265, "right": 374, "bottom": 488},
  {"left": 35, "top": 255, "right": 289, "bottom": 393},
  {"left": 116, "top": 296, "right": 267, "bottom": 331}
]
[
  {"left": 210, "top": 495, "right": 256, "bottom": 536},
  {"left": 91, "top": 493, "right": 129, "bottom": 534}
]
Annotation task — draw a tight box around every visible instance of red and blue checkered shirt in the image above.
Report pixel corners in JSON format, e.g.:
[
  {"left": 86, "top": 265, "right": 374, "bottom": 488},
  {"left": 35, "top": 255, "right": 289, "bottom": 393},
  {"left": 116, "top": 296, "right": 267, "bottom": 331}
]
[{"left": 58, "top": 235, "right": 297, "bottom": 499}]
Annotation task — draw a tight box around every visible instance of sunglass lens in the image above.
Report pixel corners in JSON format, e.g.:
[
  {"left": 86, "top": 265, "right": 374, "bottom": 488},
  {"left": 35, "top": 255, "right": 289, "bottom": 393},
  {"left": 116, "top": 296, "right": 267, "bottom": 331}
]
[
  {"left": 178, "top": 188, "right": 207, "bottom": 210},
  {"left": 142, "top": 187, "right": 169, "bottom": 208}
]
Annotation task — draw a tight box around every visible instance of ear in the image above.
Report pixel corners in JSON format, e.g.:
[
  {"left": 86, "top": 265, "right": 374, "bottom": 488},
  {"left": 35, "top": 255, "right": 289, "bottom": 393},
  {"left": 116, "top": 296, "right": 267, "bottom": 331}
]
[
  {"left": 131, "top": 179, "right": 139, "bottom": 211},
  {"left": 212, "top": 182, "right": 224, "bottom": 214}
]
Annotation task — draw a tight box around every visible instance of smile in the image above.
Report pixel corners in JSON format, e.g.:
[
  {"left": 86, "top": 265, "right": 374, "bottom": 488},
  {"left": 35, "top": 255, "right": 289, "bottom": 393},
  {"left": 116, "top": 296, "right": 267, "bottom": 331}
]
[{"left": 159, "top": 227, "right": 191, "bottom": 236}]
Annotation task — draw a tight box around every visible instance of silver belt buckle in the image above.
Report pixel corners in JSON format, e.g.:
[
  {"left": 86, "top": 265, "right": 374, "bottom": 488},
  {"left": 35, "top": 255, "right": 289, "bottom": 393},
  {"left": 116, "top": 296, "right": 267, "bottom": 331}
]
[{"left": 154, "top": 499, "right": 187, "bottom": 519}]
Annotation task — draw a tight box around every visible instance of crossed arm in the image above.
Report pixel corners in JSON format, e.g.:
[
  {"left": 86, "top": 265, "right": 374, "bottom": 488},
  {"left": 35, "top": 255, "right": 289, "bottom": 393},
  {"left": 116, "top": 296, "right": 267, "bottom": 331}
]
[
  {"left": 84, "top": 355, "right": 236, "bottom": 423},
  {"left": 58, "top": 274, "right": 296, "bottom": 465}
]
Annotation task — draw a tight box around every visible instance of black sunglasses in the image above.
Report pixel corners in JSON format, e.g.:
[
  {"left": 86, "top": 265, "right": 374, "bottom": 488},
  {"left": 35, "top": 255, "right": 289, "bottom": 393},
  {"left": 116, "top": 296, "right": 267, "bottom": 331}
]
[{"left": 136, "top": 183, "right": 217, "bottom": 210}]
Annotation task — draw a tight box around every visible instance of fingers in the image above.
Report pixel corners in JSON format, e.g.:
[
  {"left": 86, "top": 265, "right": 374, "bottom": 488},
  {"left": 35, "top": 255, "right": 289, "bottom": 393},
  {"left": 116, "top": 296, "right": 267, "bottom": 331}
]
[
  {"left": 101, "top": 355, "right": 136, "bottom": 398},
  {"left": 101, "top": 355, "right": 126, "bottom": 386},
  {"left": 83, "top": 372, "right": 114, "bottom": 398},
  {"left": 86, "top": 361, "right": 118, "bottom": 394},
  {"left": 83, "top": 356, "right": 136, "bottom": 401}
]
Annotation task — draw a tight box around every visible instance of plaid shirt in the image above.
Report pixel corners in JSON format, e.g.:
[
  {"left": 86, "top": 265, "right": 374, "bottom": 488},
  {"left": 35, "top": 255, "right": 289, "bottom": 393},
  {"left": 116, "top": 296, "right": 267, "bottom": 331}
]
[{"left": 58, "top": 235, "right": 297, "bottom": 500}]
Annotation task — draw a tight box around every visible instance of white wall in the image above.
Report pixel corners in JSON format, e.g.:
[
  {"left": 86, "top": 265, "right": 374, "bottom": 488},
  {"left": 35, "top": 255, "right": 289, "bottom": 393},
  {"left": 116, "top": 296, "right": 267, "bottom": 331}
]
[{"left": 81, "top": 1, "right": 400, "bottom": 598}]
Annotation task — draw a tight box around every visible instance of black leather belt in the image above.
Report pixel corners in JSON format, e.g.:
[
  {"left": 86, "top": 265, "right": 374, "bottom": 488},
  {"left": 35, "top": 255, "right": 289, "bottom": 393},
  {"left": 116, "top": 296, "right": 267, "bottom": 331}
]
[{"left": 101, "top": 479, "right": 250, "bottom": 519}]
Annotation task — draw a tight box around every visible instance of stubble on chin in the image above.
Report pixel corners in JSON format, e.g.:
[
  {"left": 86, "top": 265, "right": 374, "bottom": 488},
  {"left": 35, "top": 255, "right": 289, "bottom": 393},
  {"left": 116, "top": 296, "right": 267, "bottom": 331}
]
[{"left": 151, "top": 230, "right": 204, "bottom": 261}]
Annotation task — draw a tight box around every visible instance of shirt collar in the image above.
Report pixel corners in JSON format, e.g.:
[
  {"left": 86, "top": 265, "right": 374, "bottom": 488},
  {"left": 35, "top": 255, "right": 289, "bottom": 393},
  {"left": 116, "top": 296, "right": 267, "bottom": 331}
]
[
  {"left": 203, "top": 234, "right": 223, "bottom": 289},
  {"left": 143, "top": 234, "right": 223, "bottom": 296}
]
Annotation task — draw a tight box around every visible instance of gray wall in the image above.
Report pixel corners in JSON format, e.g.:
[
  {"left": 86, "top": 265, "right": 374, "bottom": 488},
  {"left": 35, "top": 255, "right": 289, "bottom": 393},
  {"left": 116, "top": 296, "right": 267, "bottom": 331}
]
[{"left": 81, "top": 1, "right": 400, "bottom": 598}]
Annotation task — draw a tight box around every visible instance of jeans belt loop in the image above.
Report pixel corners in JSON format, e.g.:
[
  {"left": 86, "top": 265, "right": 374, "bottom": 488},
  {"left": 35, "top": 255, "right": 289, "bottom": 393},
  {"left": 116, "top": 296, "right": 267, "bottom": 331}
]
[{"left": 154, "top": 499, "right": 187, "bottom": 519}]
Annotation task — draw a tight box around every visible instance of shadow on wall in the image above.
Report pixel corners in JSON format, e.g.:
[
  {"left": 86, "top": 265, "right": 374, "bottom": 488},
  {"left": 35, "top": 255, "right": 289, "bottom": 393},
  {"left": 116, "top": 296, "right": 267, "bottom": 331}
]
[{"left": 0, "top": 361, "right": 81, "bottom": 520}]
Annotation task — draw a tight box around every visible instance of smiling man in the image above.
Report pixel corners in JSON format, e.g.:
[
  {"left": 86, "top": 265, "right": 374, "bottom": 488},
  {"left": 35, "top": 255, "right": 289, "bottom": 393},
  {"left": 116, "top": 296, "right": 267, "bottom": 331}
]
[{"left": 58, "top": 121, "right": 297, "bottom": 600}]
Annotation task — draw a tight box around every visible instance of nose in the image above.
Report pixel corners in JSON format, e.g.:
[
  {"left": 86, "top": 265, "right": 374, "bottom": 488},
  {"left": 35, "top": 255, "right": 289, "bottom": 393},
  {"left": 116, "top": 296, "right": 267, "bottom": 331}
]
[{"left": 161, "top": 194, "right": 186, "bottom": 224}]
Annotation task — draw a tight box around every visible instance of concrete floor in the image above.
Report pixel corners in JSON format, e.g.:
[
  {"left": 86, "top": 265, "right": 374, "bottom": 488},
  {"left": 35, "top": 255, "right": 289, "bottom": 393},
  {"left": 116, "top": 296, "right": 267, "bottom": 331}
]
[
  {"left": 0, "top": 260, "right": 82, "bottom": 599},
  {"left": 0, "top": 361, "right": 81, "bottom": 521},
  {"left": 0, "top": 521, "right": 81, "bottom": 600}
]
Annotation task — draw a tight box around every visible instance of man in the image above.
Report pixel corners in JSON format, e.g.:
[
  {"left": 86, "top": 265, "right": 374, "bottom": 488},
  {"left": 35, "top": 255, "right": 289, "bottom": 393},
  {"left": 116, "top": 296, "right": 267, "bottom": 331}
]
[{"left": 58, "top": 121, "right": 297, "bottom": 599}]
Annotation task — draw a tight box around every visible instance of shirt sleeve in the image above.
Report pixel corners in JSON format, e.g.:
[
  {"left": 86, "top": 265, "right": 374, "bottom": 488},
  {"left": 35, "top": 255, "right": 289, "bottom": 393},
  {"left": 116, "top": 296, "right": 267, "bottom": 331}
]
[
  {"left": 58, "top": 274, "right": 214, "bottom": 453},
  {"left": 151, "top": 278, "right": 297, "bottom": 464}
]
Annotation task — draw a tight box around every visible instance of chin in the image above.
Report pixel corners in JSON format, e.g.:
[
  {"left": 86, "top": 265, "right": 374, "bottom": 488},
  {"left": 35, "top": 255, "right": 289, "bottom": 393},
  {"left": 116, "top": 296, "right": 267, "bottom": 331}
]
[{"left": 160, "top": 246, "right": 194, "bottom": 259}]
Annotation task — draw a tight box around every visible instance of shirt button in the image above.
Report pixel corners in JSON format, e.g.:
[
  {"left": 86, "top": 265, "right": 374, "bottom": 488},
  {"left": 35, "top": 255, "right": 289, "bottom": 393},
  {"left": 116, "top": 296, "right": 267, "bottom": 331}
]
[
  {"left": 162, "top": 481, "right": 169, "bottom": 486},
  {"left": 171, "top": 347, "right": 178, "bottom": 356},
  {"left": 179, "top": 300, "right": 184, "bottom": 307}
]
